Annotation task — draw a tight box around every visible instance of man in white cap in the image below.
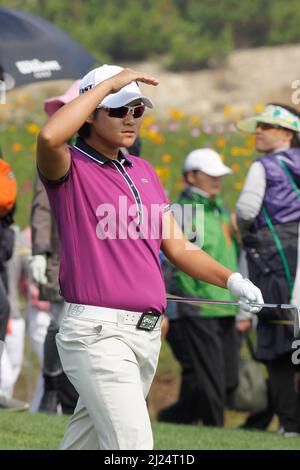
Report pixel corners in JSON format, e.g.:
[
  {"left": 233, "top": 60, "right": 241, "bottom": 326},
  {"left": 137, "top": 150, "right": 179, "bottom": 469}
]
[{"left": 158, "top": 148, "right": 240, "bottom": 427}]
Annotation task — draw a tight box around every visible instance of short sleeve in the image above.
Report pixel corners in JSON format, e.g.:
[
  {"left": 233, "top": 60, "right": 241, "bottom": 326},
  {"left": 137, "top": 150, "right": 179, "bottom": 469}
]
[{"left": 36, "top": 143, "right": 73, "bottom": 188}]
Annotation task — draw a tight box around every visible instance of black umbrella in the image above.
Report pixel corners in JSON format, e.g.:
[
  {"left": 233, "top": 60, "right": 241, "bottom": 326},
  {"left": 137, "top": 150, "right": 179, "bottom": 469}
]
[{"left": 0, "top": 7, "right": 96, "bottom": 89}]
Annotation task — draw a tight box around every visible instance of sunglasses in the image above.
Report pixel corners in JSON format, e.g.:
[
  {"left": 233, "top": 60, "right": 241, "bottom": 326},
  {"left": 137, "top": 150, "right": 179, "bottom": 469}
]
[
  {"left": 256, "top": 122, "right": 283, "bottom": 131},
  {"left": 103, "top": 104, "right": 145, "bottom": 119}
]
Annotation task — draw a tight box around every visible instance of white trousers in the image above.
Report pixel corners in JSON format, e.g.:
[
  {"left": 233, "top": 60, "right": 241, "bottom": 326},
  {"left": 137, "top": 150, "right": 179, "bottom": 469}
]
[
  {"left": 56, "top": 303, "right": 162, "bottom": 450},
  {"left": 26, "top": 306, "right": 51, "bottom": 413},
  {"left": 0, "top": 318, "right": 25, "bottom": 396}
]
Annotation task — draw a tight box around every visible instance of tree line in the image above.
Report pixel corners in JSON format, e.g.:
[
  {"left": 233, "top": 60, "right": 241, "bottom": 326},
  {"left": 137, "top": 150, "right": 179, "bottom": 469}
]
[{"left": 3, "top": 0, "right": 300, "bottom": 70}]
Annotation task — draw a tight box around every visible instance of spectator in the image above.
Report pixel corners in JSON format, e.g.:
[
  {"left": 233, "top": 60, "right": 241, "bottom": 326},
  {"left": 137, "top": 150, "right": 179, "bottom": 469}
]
[
  {"left": 0, "top": 224, "right": 29, "bottom": 410},
  {"left": 21, "top": 227, "right": 51, "bottom": 413},
  {"left": 158, "top": 148, "right": 240, "bottom": 426},
  {"left": 236, "top": 103, "right": 300, "bottom": 436}
]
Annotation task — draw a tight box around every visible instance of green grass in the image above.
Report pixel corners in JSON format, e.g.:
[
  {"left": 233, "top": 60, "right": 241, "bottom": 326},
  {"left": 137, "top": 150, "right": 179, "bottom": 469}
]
[{"left": 1, "top": 409, "right": 300, "bottom": 450}]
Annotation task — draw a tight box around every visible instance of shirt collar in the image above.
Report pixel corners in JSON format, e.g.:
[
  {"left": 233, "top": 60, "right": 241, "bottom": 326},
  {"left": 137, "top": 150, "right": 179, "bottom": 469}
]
[
  {"left": 187, "top": 187, "right": 223, "bottom": 209},
  {"left": 74, "top": 136, "right": 133, "bottom": 167},
  {"left": 273, "top": 144, "right": 290, "bottom": 153},
  {"left": 190, "top": 186, "right": 211, "bottom": 199}
]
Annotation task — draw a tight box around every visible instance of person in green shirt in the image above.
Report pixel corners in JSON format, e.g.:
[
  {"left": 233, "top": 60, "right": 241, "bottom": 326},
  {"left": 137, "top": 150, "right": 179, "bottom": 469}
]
[{"left": 158, "top": 148, "right": 239, "bottom": 426}]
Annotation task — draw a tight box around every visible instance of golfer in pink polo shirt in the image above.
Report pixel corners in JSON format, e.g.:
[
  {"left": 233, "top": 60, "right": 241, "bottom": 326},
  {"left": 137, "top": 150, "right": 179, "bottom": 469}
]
[{"left": 37, "top": 64, "right": 263, "bottom": 450}]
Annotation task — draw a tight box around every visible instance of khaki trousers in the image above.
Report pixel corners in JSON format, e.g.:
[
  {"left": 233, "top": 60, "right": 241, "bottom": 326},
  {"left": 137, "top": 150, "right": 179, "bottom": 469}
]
[{"left": 56, "top": 303, "right": 162, "bottom": 450}]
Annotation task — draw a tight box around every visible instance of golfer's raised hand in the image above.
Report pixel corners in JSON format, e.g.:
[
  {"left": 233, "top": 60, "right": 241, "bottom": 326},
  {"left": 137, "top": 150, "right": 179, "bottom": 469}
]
[
  {"left": 227, "top": 272, "right": 264, "bottom": 313},
  {"left": 108, "top": 68, "right": 159, "bottom": 94}
]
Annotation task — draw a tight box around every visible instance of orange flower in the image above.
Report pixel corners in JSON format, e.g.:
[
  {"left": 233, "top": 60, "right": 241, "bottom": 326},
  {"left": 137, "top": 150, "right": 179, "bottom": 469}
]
[
  {"left": 162, "top": 153, "right": 172, "bottom": 163},
  {"left": 148, "top": 131, "right": 164, "bottom": 144},
  {"left": 230, "top": 147, "right": 253, "bottom": 157},
  {"left": 26, "top": 123, "right": 40, "bottom": 134},
  {"left": 155, "top": 166, "right": 163, "bottom": 178},
  {"left": 12, "top": 143, "right": 22, "bottom": 152},
  {"left": 141, "top": 115, "right": 156, "bottom": 128},
  {"left": 245, "top": 136, "right": 255, "bottom": 148},
  {"left": 160, "top": 168, "right": 170, "bottom": 183},
  {"left": 189, "top": 115, "right": 202, "bottom": 125},
  {"left": 168, "top": 108, "right": 184, "bottom": 120},
  {"left": 230, "top": 147, "right": 240, "bottom": 156},
  {"left": 17, "top": 93, "right": 28, "bottom": 103},
  {"left": 255, "top": 104, "right": 264, "bottom": 113},
  {"left": 231, "top": 164, "right": 240, "bottom": 172},
  {"left": 234, "top": 182, "right": 243, "bottom": 190},
  {"left": 154, "top": 167, "right": 169, "bottom": 183},
  {"left": 223, "top": 105, "right": 232, "bottom": 117},
  {"left": 217, "top": 138, "right": 226, "bottom": 148}
]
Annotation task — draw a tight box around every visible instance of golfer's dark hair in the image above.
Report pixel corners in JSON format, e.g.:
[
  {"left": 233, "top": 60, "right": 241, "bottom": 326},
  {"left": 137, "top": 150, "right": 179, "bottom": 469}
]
[
  {"left": 268, "top": 102, "right": 300, "bottom": 148},
  {"left": 78, "top": 108, "right": 100, "bottom": 139}
]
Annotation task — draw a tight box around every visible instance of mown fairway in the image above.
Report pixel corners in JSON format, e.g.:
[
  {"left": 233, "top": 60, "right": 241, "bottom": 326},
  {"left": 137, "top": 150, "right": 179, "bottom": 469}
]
[{"left": 1, "top": 410, "right": 300, "bottom": 450}]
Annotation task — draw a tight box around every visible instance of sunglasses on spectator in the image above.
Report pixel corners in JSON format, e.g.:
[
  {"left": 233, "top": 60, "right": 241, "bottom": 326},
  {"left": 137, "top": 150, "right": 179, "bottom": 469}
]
[
  {"left": 103, "top": 104, "right": 145, "bottom": 119},
  {"left": 256, "top": 122, "right": 283, "bottom": 131}
]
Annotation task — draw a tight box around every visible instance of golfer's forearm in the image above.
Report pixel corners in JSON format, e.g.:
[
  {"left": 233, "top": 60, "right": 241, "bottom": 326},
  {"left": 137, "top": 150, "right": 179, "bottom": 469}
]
[
  {"left": 38, "top": 81, "right": 112, "bottom": 147},
  {"left": 170, "top": 244, "right": 233, "bottom": 289}
]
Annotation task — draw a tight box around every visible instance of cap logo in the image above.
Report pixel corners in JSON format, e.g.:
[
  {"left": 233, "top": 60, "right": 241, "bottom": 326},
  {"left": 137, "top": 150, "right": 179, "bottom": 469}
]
[{"left": 80, "top": 84, "right": 93, "bottom": 94}]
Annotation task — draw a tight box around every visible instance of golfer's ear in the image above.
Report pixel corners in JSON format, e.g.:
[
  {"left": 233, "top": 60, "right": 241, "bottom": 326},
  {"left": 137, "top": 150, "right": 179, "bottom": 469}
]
[{"left": 185, "top": 171, "right": 194, "bottom": 186}]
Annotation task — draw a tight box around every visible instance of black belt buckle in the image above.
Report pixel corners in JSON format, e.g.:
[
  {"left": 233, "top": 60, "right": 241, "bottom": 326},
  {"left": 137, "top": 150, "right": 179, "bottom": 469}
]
[{"left": 136, "top": 311, "right": 161, "bottom": 331}]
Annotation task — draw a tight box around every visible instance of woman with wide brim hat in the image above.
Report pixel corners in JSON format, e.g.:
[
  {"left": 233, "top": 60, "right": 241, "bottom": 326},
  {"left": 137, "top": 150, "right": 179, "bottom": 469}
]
[{"left": 236, "top": 103, "right": 300, "bottom": 436}]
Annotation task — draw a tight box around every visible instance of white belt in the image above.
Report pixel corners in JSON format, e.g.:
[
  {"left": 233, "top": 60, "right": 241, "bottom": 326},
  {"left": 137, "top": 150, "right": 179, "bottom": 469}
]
[{"left": 64, "top": 302, "right": 163, "bottom": 329}]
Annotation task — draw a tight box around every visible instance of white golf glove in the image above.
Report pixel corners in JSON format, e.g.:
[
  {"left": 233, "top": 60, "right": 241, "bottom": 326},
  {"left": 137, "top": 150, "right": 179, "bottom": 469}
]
[
  {"left": 227, "top": 272, "right": 264, "bottom": 313},
  {"left": 30, "top": 254, "right": 47, "bottom": 285}
]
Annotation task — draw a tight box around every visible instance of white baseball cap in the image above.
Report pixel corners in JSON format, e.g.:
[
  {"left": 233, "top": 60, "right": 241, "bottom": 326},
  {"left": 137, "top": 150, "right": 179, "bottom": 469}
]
[
  {"left": 79, "top": 64, "right": 154, "bottom": 109},
  {"left": 183, "top": 149, "right": 232, "bottom": 177}
]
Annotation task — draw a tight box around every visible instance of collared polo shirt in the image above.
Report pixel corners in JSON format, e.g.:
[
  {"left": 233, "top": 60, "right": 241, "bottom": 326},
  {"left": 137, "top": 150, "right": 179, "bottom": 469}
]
[{"left": 39, "top": 138, "right": 170, "bottom": 314}]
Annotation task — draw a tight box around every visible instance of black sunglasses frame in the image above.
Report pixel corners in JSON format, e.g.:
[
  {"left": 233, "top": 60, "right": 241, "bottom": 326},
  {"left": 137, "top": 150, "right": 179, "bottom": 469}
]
[{"left": 256, "top": 122, "right": 284, "bottom": 131}]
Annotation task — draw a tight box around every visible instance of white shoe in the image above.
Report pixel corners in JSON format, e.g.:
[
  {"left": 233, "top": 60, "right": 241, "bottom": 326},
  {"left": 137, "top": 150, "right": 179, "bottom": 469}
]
[
  {"left": 278, "top": 426, "right": 299, "bottom": 437},
  {"left": 0, "top": 391, "right": 29, "bottom": 411}
]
